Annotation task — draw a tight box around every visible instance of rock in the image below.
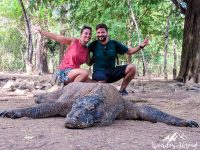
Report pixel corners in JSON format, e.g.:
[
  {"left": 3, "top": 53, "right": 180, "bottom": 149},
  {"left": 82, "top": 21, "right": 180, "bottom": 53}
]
[
  {"left": 3, "top": 80, "right": 15, "bottom": 89},
  {"left": 14, "top": 89, "right": 26, "bottom": 95}
]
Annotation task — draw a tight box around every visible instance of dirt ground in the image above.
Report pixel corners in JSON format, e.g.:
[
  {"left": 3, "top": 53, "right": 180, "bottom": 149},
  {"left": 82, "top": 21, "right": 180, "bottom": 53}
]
[{"left": 0, "top": 73, "right": 199, "bottom": 150}]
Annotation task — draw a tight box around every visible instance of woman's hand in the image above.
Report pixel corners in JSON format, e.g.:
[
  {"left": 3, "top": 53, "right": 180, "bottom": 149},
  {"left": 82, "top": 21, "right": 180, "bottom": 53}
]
[{"left": 32, "top": 25, "right": 42, "bottom": 34}]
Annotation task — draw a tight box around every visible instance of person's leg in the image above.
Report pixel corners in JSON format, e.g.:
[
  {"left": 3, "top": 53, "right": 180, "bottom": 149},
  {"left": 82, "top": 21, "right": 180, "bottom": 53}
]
[
  {"left": 85, "top": 77, "right": 97, "bottom": 83},
  {"left": 106, "top": 65, "right": 127, "bottom": 83},
  {"left": 92, "top": 70, "right": 107, "bottom": 83},
  {"left": 120, "top": 64, "right": 136, "bottom": 91},
  {"left": 106, "top": 64, "right": 135, "bottom": 95},
  {"left": 67, "top": 68, "right": 90, "bottom": 82}
]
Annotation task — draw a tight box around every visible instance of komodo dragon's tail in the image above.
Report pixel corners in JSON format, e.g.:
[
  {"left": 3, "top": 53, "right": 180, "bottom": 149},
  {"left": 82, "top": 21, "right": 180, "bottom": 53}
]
[{"left": 121, "top": 101, "right": 199, "bottom": 128}]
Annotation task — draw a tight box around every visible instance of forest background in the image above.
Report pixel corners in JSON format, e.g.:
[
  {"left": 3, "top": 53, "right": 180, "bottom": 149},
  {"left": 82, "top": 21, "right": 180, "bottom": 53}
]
[{"left": 0, "top": 0, "right": 188, "bottom": 80}]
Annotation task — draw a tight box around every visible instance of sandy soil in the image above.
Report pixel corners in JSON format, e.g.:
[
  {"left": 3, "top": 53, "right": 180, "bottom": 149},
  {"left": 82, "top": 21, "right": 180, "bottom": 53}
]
[{"left": 0, "top": 74, "right": 199, "bottom": 150}]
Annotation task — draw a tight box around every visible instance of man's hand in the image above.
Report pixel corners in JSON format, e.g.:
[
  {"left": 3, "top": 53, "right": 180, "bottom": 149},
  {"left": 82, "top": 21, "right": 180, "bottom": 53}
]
[{"left": 140, "top": 38, "right": 149, "bottom": 48}]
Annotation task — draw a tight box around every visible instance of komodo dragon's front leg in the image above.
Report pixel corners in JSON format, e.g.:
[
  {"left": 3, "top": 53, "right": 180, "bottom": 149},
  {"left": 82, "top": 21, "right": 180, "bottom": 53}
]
[
  {"left": 0, "top": 102, "right": 68, "bottom": 119},
  {"left": 118, "top": 101, "right": 199, "bottom": 128}
]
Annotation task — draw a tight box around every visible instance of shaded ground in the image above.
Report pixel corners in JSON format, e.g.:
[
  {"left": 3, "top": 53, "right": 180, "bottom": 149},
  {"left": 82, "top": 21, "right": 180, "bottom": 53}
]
[{"left": 0, "top": 73, "right": 200, "bottom": 150}]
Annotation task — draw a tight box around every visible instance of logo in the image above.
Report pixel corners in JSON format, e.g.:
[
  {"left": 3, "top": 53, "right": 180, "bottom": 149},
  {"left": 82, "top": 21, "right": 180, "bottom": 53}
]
[{"left": 152, "top": 132, "right": 198, "bottom": 149}]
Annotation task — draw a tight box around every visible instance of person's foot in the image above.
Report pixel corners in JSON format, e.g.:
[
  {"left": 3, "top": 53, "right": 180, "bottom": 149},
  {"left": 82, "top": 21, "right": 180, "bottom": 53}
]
[{"left": 119, "top": 89, "right": 128, "bottom": 96}]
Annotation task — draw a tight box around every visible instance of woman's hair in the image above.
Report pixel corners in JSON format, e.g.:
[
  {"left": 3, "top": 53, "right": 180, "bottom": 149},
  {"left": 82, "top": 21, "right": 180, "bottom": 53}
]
[
  {"left": 80, "top": 26, "right": 92, "bottom": 34},
  {"left": 96, "top": 23, "right": 108, "bottom": 31}
]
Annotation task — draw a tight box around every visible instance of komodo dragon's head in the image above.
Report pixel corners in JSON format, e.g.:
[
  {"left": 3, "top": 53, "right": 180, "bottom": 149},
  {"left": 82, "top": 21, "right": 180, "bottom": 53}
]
[{"left": 65, "top": 95, "right": 105, "bottom": 129}]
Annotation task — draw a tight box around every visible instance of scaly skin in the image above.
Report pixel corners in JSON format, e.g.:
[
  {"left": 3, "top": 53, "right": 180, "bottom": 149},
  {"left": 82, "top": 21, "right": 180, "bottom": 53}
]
[
  {"left": 117, "top": 101, "right": 199, "bottom": 128},
  {"left": 0, "top": 82, "right": 199, "bottom": 128}
]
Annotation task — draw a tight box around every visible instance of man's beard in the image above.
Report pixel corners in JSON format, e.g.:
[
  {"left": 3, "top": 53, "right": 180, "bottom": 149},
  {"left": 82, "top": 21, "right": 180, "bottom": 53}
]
[{"left": 97, "top": 35, "right": 107, "bottom": 42}]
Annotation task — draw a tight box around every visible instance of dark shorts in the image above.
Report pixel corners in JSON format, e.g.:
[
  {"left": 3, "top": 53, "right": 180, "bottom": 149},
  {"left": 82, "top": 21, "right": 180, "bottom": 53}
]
[{"left": 92, "top": 65, "right": 127, "bottom": 83}]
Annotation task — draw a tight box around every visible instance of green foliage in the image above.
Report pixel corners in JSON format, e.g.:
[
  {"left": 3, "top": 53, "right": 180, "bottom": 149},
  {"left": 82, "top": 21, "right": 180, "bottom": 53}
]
[
  {"left": 0, "top": 0, "right": 21, "bottom": 19},
  {"left": 0, "top": 0, "right": 185, "bottom": 76},
  {"left": 0, "top": 28, "right": 25, "bottom": 71}
]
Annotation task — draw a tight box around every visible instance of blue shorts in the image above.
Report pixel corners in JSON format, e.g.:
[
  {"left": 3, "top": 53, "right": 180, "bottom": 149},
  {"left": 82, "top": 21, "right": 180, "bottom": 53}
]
[
  {"left": 92, "top": 65, "right": 127, "bottom": 83},
  {"left": 54, "top": 68, "right": 73, "bottom": 85}
]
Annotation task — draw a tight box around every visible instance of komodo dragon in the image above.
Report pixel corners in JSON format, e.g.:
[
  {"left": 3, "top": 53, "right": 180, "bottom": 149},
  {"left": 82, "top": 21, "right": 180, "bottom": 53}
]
[{"left": 0, "top": 82, "right": 199, "bottom": 128}]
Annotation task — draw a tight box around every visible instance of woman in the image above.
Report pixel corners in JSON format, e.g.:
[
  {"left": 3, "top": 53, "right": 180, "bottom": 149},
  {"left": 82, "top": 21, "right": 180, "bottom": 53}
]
[{"left": 33, "top": 25, "right": 92, "bottom": 85}]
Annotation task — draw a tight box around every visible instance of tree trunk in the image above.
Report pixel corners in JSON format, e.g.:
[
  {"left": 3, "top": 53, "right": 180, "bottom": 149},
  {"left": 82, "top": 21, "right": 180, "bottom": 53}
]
[
  {"left": 127, "top": 0, "right": 150, "bottom": 79},
  {"left": 177, "top": 1, "right": 200, "bottom": 83},
  {"left": 49, "top": 52, "right": 55, "bottom": 73},
  {"left": 163, "top": 15, "right": 170, "bottom": 80},
  {"left": 173, "top": 40, "right": 177, "bottom": 79},
  {"left": 42, "top": 40, "right": 49, "bottom": 74},
  {"left": 59, "top": 30, "right": 66, "bottom": 64},
  {"left": 35, "top": 34, "right": 49, "bottom": 74},
  {"left": 35, "top": 34, "right": 43, "bottom": 74},
  {"left": 125, "top": 54, "right": 132, "bottom": 64},
  {"left": 18, "top": 0, "right": 33, "bottom": 73},
  {"left": 126, "top": 20, "right": 132, "bottom": 64}
]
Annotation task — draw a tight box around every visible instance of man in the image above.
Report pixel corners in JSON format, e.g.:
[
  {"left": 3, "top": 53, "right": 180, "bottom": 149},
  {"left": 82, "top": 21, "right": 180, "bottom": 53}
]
[{"left": 88, "top": 23, "right": 149, "bottom": 96}]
